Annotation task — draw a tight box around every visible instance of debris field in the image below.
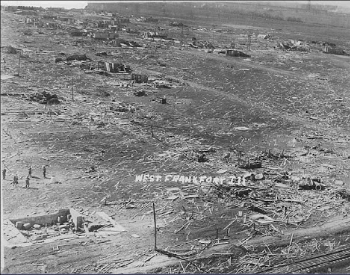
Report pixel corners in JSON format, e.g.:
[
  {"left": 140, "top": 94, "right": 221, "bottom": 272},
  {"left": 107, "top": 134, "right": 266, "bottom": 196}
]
[{"left": 1, "top": 2, "right": 350, "bottom": 274}]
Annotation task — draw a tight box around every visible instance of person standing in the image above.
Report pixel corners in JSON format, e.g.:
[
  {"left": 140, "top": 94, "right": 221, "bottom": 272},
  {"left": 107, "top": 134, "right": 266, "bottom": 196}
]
[
  {"left": 28, "top": 166, "right": 32, "bottom": 178},
  {"left": 2, "top": 168, "right": 6, "bottom": 180},
  {"left": 25, "top": 177, "right": 30, "bottom": 188},
  {"left": 13, "top": 175, "right": 19, "bottom": 185},
  {"left": 43, "top": 165, "right": 47, "bottom": 178}
]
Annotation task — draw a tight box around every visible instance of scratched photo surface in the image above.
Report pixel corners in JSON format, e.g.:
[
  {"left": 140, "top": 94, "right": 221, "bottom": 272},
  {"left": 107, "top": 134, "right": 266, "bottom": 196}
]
[{"left": 1, "top": 1, "right": 350, "bottom": 274}]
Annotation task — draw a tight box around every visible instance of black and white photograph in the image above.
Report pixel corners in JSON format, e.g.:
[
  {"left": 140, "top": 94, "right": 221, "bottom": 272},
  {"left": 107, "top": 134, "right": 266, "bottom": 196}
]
[{"left": 1, "top": 0, "right": 350, "bottom": 273}]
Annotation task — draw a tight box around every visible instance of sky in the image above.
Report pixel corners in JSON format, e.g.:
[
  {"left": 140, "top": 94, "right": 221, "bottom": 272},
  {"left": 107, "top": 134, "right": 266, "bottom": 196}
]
[
  {"left": 1, "top": 1, "right": 350, "bottom": 10},
  {"left": 1, "top": 1, "right": 88, "bottom": 9}
]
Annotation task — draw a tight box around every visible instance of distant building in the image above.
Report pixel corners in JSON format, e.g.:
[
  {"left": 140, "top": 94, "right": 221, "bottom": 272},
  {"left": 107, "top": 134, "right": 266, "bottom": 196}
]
[{"left": 25, "top": 17, "right": 39, "bottom": 24}]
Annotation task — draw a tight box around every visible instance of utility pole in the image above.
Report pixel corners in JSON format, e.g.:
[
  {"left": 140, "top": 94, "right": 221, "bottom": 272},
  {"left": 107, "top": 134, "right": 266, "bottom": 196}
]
[
  {"left": 247, "top": 33, "right": 252, "bottom": 51},
  {"left": 71, "top": 78, "right": 74, "bottom": 101},
  {"left": 17, "top": 50, "right": 22, "bottom": 76},
  {"left": 181, "top": 24, "right": 184, "bottom": 45}
]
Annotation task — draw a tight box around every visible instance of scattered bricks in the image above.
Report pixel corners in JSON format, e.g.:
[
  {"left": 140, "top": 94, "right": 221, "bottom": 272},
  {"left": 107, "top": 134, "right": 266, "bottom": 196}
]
[
  {"left": 33, "top": 224, "right": 41, "bottom": 229},
  {"left": 16, "top": 222, "right": 24, "bottom": 230},
  {"left": 23, "top": 223, "right": 31, "bottom": 230}
]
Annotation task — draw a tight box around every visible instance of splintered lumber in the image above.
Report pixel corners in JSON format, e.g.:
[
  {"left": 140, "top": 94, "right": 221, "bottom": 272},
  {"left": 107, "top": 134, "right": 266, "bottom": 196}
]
[
  {"left": 110, "top": 217, "right": 350, "bottom": 274},
  {"left": 245, "top": 216, "right": 350, "bottom": 248},
  {"left": 258, "top": 244, "right": 350, "bottom": 273}
]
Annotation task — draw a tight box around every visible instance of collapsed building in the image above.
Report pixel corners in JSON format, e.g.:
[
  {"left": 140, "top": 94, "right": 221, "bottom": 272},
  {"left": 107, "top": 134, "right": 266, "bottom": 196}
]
[
  {"left": 142, "top": 31, "right": 167, "bottom": 39},
  {"left": 189, "top": 39, "right": 215, "bottom": 49},
  {"left": 98, "top": 61, "right": 132, "bottom": 73},
  {"left": 24, "top": 17, "right": 39, "bottom": 25},
  {"left": 323, "top": 45, "right": 348, "bottom": 55},
  {"left": 277, "top": 40, "right": 310, "bottom": 52}
]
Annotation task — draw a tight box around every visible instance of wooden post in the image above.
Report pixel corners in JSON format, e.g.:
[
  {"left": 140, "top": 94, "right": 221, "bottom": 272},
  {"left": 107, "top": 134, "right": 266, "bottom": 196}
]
[
  {"left": 18, "top": 51, "right": 21, "bottom": 76},
  {"left": 153, "top": 202, "right": 157, "bottom": 250},
  {"left": 71, "top": 78, "right": 74, "bottom": 101}
]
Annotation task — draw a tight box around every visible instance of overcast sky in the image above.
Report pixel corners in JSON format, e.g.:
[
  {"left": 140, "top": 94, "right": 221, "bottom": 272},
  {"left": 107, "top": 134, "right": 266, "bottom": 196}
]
[
  {"left": 1, "top": 1, "right": 88, "bottom": 9},
  {"left": 2, "top": 1, "right": 350, "bottom": 9}
]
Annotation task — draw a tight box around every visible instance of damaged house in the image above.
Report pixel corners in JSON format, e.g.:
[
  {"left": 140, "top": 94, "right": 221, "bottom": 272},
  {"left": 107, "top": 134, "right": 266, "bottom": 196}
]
[
  {"left": 25, "top": 17, "right": 39, "bottom": 25},
  {"left": 277, "top": 40, "right": 310, "bottom": 52},
  {"left": 142, "top": 31, "right": 167, "bottom": 39},
  {"left": 189, "top": 38, "right": 214, "bottom": 49},
  {"left": 323, "top": 45, "right": 348, "bottom": 55},
  {"left": 98, "top": 61, "right": 132, "bottom": 73}
]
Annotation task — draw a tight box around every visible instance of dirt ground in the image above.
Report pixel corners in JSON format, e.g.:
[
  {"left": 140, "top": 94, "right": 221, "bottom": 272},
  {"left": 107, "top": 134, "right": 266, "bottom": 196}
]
[{"left": 1, "top": 6, "right": 350, "bottom": 274}]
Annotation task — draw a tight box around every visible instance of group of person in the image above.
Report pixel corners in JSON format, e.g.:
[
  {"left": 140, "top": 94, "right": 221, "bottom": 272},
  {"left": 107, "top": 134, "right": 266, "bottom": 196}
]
[{"left": 2, "top": 165, "right": 49, "bottom": 188}]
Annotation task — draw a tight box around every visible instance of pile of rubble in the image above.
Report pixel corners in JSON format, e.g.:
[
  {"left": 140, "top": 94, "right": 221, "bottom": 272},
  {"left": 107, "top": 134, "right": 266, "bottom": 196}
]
[
  {"left": 4, "top": 45, "right": 19, "bottom": 54},
  {"left": 55, "top": 53, "right": 91, "bottom": 63},
  {"left": 110, "top": 102, "right": 137, "bottom": 113},
  {"left": 189, "top": 40, "right": 215, "bottom": 49},
  {"left": 277, "top": 40, "right": 310, "bottom": 52},
  {"left": 28, "top": 91, "right": 60, "bottom": 105}
]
